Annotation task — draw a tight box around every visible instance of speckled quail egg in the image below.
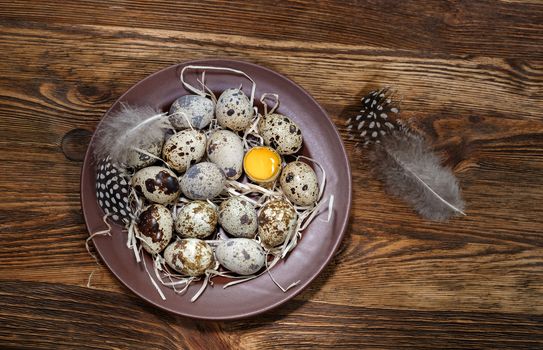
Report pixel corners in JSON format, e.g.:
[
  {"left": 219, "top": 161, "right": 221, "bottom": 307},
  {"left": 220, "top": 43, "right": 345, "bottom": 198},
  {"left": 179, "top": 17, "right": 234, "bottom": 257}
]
[
  {"left": 175, "top": 201, "right": 218, "bottom": 239},
  {"left": 163, "top": 239, "right": 215, "bottom": 276},
  {"left": 136, "top": 204, "right": 173, "bottom": 254},
  {"left": 169, "top": 94, "right": 214, "bottom": 130},
  {"left": 215, "top": 238, "right": 266, "bottom": 275},
  {"left": 180, "top": 162, "right": 226, "bottom": 200},
  {"left": 126, "top": 138, "right": 164, "bottom": 169},
  {"left": 258, "top": 113, "right": 303, "bottom": 155},
  {"left": 280, "top": 161, "right": 319, "bottom": 206},
  {"left": 132, "top": 166, "right": 180, "bottom": 204},
  {"left": 162, "top": 130, "right": 206, "bottom": 173},
  {"left": 206, "top": 130, "right": 244, "bottom": 180},
  {"left": 219, "top": 197, "right": 258, "bottom": 238},
  {"left": 215, "top": 88, "right": 254, "bottom": 131},
  {"left": 258, "top": 199, "right": 297, "bottom": 247}
]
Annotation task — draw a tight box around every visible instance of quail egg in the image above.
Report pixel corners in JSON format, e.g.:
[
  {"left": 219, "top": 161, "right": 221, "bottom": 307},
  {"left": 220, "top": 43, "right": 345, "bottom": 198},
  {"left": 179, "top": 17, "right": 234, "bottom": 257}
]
[
  {"left": 215, "top": 88, "right": 253, "bottom": 131},
  {"left": 136, "top": 204, "right": 173, "bottom": 254},
  {"left": 132, "top": 166, "right": 180, "bottom": 204},
  {"left": 280, "top": 161, "right": 319, "bottom": 206},
  {"left": 175, "top": 201, "right": 218, "bottom": 239},
  {"left": 258, "top": 113, "right": 303, "bottom": 155},
  {"left": 162, "top": 130, "right": 206, "bottom": 173},
  {"left": 258, "top": 199, "right": 297, "bottom": 247},
  {"left": 126, "top": 138, "right": 164, "bottom": 169},
  {"left": 215, "top": 238, "right": 266, "bottom": 275},
  {"left": 163, "top": 239, "right": 215, "bottom": 276},
  {"left": 169, "top": 94, "right": 214, "bottom": 130},
  {"left": 219, "top": 197, "right": 258, "bottom": 238},
  {"left": 180, "top": 162, "right": 226, "bottom": 200},
  {"left": 207, "top": 130, "right": 244, "bottom": 180}
]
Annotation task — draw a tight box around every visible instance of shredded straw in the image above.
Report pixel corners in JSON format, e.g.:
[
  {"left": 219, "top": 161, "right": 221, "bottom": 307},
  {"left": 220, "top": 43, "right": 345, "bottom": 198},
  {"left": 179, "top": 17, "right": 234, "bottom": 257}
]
[{"left": 180, "top": 65, "right": 256, "bottom": 106}]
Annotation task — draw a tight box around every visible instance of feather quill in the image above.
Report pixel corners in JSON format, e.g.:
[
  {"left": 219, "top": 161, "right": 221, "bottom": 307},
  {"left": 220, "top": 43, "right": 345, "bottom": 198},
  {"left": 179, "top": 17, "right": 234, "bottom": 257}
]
[
  {"left": 348, "top": 88, "right": 465, "bottom": 221},
  {"left": 93, "top": 105, "right": 171, "bottom": 167}
]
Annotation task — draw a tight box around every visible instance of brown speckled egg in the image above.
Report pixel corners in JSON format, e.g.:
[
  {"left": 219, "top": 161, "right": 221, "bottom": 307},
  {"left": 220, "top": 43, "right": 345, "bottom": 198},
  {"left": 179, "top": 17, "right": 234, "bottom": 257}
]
[
  {"left": 219, "top": 197, "right": 258, "bottom": 238},
  {"left": 258, "top": 199, "right": 297, "bottom": 247},
  {"left": 126, "top": 138, "right": 164, "bottom": 169},
  {"left": 132, "top": 166, "right": 180, "bottom": 204},
  {"left": 136, "top": 204, "right": 173, "bottom": 254},
  {"left": 175, "top": 201, "right": 218, "bottom": 239},
  {"left": 258, "top": 113, "right": 303, "bottom": 155},
  {"left": 169, "top": 95, "right": 214, "bottom": 130},
  {"left": 215, "top": 88, "right": 254, "bottom": 131},
  {"left": 206, "top": 130, "right": 244, "bottom": 180},
  {"left": 279, "top": 161, "right": 319, "bottom": 206},
  {"left": 180, "top": 162, "right": 226, "bottom": 200},
  {"left": 215, "top": 238, "right": 265, "bottom": 275},
  {"left": 163, "top": 239, "right": 214, "bottom": 276},
  {"left": 162, "top": 130, "right": 206, "bottom": 173}
]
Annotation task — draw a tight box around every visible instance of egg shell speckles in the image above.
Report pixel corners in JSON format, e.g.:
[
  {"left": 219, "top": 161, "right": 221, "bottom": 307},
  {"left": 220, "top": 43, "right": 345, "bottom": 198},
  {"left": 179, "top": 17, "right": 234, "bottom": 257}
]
[
  {"left": 175, "top": 201, "right": 218, "bottom": 239},
  {"left": 219, "top": 197, "right": 258, "bottom": 238},
  {"left": 180, "top": 162, "right": 226, "bottom": 200},
  {"left": 207, "top": 130, "right": 244, "bottom": 180},
  {"left": 258, "top": 199, "right": 297, "bottom": 247},
  {"left": 215, "top": 88, "right": 253, "bottom": 131},
  {"left": 126, "top": 138, "right": 164, "bottom": 169},
  {"left": 215, "top": 238, "right": 265, "bottom": 275},
  {"left": 258, "top": 113, "right": 303, "bottom": 155},
  {"left": 132, "top": 166, "right": 181, "bottom": 204},
  {"left": 169, "top": 95, "right": 214, "bottom": 130},
  {"left": 136, "top": 204, "right": 173, "bottom": 254},
  {"left": 162, "top": 130, "right": 206, "bottom": 173},
  {"left": 164, "top": 239, "right": 215, "bottom": 277},
  {"left": 279, "top": 161, "right": 319, "bottom": 206}
]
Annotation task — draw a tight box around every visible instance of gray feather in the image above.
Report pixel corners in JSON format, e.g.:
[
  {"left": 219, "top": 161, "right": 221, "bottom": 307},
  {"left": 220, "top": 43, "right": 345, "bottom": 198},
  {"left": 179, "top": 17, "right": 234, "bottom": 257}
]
[
  {"left": 370, "top": 130, "right": 465, "bottom": 221},
  {"left": 93, "top": 105, "right": 171, "bottom": 166}
]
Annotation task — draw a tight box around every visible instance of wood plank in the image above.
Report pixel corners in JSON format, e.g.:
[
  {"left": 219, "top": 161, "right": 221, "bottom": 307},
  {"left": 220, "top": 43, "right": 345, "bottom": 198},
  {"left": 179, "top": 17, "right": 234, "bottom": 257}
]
[
  {"left": 0, "top": 1, "right": 542, "bottom": 59},
  {"left": 0, "top": 281, "right": 542, "bottom": 349},
  {"left": 0, "top": 21, "right": 541, "bottom": 131}
]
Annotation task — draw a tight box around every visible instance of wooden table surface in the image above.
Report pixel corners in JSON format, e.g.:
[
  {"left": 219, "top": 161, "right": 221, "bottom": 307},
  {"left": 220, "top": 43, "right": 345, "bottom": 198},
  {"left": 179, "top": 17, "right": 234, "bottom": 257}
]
[{"left": 1, "top": 1, "right": 543, "bottom": 349}]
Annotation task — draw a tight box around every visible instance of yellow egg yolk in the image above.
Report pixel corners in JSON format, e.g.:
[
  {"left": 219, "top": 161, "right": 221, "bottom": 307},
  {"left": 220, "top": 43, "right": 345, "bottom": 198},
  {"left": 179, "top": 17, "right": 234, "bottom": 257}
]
[{"left": 243, "top": 147, "right": 281, "bottom": 182}]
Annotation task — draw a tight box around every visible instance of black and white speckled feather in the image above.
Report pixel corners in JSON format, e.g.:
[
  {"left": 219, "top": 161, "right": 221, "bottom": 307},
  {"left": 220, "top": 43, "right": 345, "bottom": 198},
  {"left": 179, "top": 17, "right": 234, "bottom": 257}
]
[
  {"left": 96, "top": 157, "right": 133, "bottom": 225},
  {"left": 346, "top": 88, "right": 402, "bottom": 145}
]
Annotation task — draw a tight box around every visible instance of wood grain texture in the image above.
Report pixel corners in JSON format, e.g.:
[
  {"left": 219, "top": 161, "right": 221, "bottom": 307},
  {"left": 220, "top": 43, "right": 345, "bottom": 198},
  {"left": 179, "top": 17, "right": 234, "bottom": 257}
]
[{"left": 1, "top": 0, "right": 543, "bottom": 349}]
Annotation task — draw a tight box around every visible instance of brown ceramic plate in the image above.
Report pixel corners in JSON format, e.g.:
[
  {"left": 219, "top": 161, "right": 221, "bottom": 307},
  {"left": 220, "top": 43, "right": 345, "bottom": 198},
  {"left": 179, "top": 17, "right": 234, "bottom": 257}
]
[{"left": 81, "top": 59, "right": 351, "bottom": 320}]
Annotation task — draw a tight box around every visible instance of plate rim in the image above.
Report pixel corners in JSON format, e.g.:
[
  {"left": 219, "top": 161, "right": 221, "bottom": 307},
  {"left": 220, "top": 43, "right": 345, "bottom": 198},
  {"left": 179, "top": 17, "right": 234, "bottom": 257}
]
[{"left": 80, "top": 58, "right": 352, "bottom": 320}]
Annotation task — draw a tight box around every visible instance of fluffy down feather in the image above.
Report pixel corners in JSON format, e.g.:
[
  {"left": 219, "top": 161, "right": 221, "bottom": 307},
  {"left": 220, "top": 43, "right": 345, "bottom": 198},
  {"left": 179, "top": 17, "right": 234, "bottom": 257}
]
[
  {"left": 93, "top": 105, "right": 171, "bottom": 167},
  {"left": 370, "top": 131, "right": 465, "bottom": 221}
]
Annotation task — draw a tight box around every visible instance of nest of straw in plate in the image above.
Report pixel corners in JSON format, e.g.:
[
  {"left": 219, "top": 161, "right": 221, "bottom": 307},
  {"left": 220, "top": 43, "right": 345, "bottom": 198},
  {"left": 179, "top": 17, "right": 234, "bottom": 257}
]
[{"left": 88, "top": 65, "right": 334, "bottom": 302}]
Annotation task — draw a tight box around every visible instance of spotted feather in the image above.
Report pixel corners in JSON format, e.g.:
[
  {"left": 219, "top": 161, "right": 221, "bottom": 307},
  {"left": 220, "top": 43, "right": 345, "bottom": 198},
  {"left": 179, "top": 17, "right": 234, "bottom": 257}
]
[
  {"left": 95, "top": 156, "right": 132, "bottom": 225},
  {"left": 346, "top": 88, "right": 402, "bottom": 145}
]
